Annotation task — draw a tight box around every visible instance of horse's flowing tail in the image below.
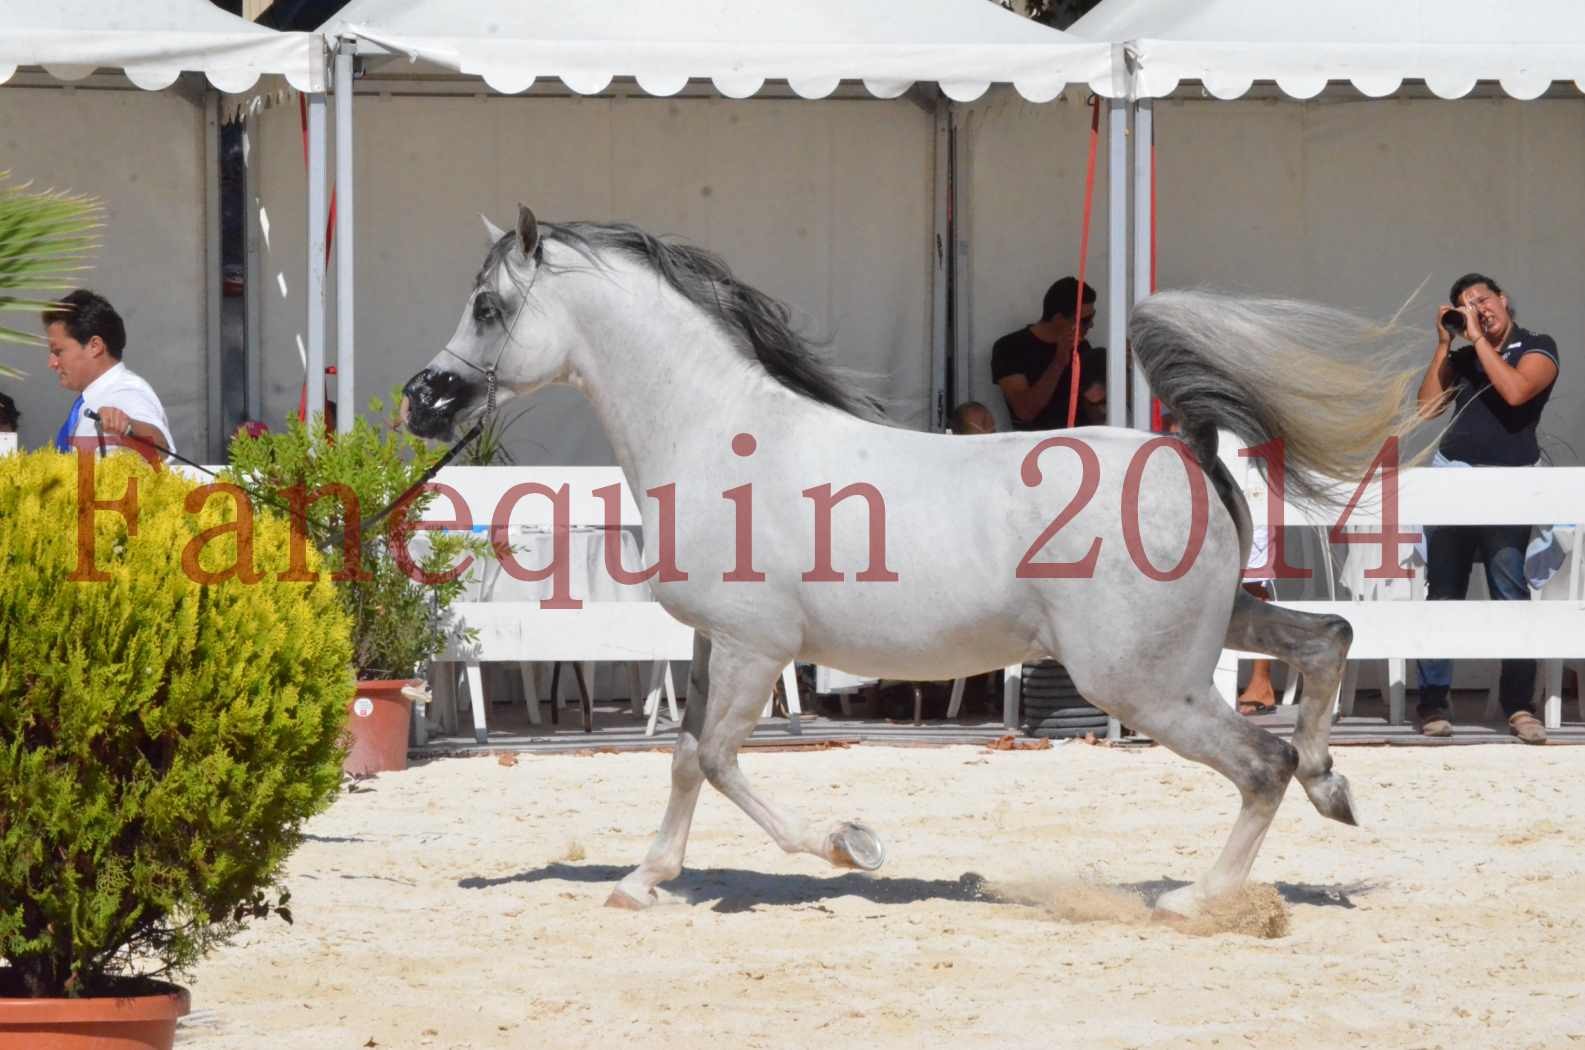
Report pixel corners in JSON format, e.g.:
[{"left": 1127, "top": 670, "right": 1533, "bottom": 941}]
[{"left": 1129, "top": 290, "right": 1429, "bottom": 508}]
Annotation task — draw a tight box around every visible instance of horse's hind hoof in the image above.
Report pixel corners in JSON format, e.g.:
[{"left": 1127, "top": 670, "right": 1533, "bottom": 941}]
[
  {"left": 828, "top": 821, "right": 886, "bottom": 871},
  {"left": 1304, "top": 771, "right": 1359, "bottom": 827},
  {"left": 604, "top": 886, "right": 656, "bottom": 911},
  {"left": 1153, "top": 884, "right": 1204, "bottom": 920}
]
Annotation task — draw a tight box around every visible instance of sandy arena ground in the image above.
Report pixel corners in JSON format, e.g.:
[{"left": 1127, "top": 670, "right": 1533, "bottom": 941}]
[{"left": 178, "top": 742, "right": 1585, "bottom": 1049}]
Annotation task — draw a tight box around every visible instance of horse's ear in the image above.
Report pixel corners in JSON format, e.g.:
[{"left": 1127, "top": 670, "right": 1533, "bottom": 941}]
[
  {"left": 481, "top": 214, "right": 508, "bottom": 245},
  {"left": 516, "top": 204, "right": 539, "bottom": 257}
]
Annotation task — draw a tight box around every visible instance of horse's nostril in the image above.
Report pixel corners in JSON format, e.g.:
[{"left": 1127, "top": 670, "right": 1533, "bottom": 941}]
[
  {"left": 401, "top": 370, "right": 475, "bottom": 434},
  {"left": 401, "top": 372, "right": 430, "bottom": 402},
  {"left": 431, "top": 371, "right": 466, "bottom": 395}
]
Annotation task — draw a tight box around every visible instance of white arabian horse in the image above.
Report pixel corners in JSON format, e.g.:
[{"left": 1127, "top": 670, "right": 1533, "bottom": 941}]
[{"left": 402, "top": 207, "right": 1424, "bottom": 916}]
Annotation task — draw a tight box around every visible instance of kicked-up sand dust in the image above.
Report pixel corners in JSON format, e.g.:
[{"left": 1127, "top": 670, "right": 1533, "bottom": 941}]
[
  {"left": 176, "top": 742, "right": 1585, "bottom": 1049},
  {"left": 991, "top": 878, "right": 1290, "bottom": 939}
]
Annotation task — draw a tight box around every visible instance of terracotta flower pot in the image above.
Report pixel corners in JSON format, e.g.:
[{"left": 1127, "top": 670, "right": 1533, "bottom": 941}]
[
  {"left": 0, "top": 978, "right": 189, "bottom": 1050},
  {"left": 344, "top": 678, "right": 419, "bottom": 775}
]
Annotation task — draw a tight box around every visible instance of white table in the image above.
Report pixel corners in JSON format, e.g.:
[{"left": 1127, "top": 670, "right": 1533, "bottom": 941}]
[{"left": 444, "top": 524, "right": 651, "bottom": 605}]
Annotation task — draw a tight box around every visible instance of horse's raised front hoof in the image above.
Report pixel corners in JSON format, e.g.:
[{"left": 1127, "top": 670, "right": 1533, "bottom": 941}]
[
  {"left": 1303, "top": 771, "right": 1359, "bottom": 827},
  {"left": 827, "top": 821, "right": 886, "bottom": 871},
  {"left": 1153, "top": 883, "right": 1205, "bottom": 920},
  {"left": 604, "top": 886, "right": 657, "bottom": 911}
]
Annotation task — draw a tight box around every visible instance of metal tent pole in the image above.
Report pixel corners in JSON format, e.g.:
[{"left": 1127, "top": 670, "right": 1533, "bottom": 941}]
[
  {"left": 335, "top": 43, "right": 356, "bottom": 433},
  {"left": 1130, "top": 96, "right": 1153, "bottom": 430},
  {"left": 929, "top": 96, "right": 952, "bottom": 431},
  {"left": 203, "top": 89, "right": 223, "bottom": 458},
  {"left": 305, "top": 91, "right": 328, "bottom": 425},
  {"left": 1106, "top": 94, "right": 1129, "bottom": 429}
]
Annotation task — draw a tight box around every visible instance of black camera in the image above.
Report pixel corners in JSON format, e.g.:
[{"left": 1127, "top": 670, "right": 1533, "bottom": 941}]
[{"left": 1440, "top": 309, "right": 1467, "bottom": 336}]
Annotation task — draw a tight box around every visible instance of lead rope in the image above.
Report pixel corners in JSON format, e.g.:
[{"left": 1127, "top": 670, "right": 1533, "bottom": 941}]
[{"left": 82, "top": 384, "right": 489, "bottom": 545}]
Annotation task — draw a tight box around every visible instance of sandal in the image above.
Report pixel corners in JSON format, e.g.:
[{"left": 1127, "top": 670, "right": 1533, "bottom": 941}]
[
  {"left": 1237, "top": 700, "right": 1277, "bottom": 717},
  {"left": 1415, "top": 704, "right": 1453, "bottom": 738}
]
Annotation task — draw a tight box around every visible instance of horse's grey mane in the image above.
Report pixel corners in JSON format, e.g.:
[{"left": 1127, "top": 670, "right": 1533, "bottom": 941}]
[{"left": 480, "top": 221, "right": 886, "bottom": 422}]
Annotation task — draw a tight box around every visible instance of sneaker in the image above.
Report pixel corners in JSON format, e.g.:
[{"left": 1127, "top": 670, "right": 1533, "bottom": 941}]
[
  {"left": 1416, "top": 704, "right": 1453, "bottom": 738},
  {"left": 1508, "top": 710, "right": 1548, "bottom": 746}
]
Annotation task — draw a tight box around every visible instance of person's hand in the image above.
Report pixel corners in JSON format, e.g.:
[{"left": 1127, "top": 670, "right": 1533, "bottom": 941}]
[
  {"left": 1457, "top": 304, "right": 1484, "bottom": 345},
  {"left": 96, "top": 406, "right": 135, "bottom": 438}
]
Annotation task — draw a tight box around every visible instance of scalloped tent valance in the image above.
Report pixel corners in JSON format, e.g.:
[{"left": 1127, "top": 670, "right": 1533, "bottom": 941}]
[
  {"left": 324, "top": 0, "right": 1114, "bottom": 103},
  {"left": 1069, "top": 0, "right": 1585, "bottom": 100},
  {"left": 0, "top": 0, "right": 325, "bottom": 94}
]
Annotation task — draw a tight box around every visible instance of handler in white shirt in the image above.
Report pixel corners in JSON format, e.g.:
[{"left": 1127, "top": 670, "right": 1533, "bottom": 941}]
[{"left": 45, "top": 289, "right": 174, "bottom": 456}]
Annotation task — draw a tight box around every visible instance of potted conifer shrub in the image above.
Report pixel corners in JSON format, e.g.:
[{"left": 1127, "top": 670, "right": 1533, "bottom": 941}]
[
  {"left": 226, "top": 397, "right": 478, "bottom": 774},
  {"left": 0, "top": 451, "right": 354, "bottom": 1047}
]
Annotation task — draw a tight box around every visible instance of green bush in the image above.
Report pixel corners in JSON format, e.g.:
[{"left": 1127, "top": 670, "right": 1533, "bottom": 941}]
[
  {"left": 225, "top": 397, "right": 477, "bottom": 681},
  {"left": 0, "top": 450, "right": 354, "bottom": 997}
]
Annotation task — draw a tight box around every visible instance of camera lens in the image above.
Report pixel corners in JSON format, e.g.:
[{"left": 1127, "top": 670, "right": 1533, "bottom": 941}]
[{"left": 1441, "top": 311, "right": 1465, "bottom": 335}]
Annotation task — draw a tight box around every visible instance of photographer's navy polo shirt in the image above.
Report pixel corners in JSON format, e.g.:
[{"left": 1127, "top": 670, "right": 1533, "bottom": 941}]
[{"left": 1438, "top": 324, "right": 1559, "bottom": 467}]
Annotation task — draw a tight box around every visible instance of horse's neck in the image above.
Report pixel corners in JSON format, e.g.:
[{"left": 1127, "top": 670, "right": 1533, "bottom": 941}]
[{"left": 559, "top": 262, "right": 778, "bottom": 485}]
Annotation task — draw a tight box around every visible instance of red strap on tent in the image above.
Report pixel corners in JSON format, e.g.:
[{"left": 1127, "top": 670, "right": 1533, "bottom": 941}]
[{"left": 1065, "top": 96, "right": 1102, "bottom": 429}]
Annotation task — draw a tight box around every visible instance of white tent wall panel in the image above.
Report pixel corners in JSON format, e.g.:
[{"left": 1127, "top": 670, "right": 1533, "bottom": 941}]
[
  {"left": 960, "top": 90, "right": 1584, "bottom": 462},
  {"left": 254, "top": 91, "right": 933, "bottom": 464},
  {"left": 1, "top": 84, "right": 209, "bottom": 456},
  {"left": 1154, "top": 96, "right": 1585, "bottom": 466},
  {"left": 959, "top": 89, "right": 1116, "bottom": 430}
]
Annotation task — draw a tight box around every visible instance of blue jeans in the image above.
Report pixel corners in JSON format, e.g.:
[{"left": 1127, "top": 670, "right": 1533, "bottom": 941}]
[{"left": 1416, "top": 524, "right": 1536, "bottom": 716}]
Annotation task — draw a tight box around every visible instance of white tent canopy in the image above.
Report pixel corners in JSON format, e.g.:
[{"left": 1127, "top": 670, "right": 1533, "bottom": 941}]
[
  {"left": 324, "top": 0, "right": 1112, "bottom": 102},
  {"left": 299, "top": 0, "right": 1131, "bottom": 439},
  {"left": 0, "top": 0, "right": 324, "bottom": 93},
  {"left": 1071, "top": 0, "right": 1585, "bottom": 100}
]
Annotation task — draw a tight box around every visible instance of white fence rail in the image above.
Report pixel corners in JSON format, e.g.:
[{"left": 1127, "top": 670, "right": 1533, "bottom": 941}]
[
  {"left": 180, "top": 460, "right": 1585, "bottom": 733},
  {"left": 1224, "top": 464, "right": 1585, "bottom": 728}
]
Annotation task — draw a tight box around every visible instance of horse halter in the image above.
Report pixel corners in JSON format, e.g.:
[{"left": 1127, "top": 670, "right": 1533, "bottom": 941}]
[
  {"left": 438, "top": 277, "right": 534, "bottom": 431},
  {"left": 437, "top": 343, "right": 501, "bottom": 425}
]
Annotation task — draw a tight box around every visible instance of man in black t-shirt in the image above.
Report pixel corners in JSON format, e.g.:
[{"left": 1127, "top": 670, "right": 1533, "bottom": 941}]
[
  {"left": 1414, "top": 272, "right": 1561, "bottom": 745},
  {"left": 991, "top": 277, "right": 1105, "bottom": 431}
]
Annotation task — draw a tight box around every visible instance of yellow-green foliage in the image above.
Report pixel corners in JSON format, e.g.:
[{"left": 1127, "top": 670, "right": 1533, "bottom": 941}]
[{"left": 0, "top": 450, "right": 354, "bottom": 997}]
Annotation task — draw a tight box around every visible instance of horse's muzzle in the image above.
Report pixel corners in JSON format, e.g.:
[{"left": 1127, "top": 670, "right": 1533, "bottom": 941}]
[{"left": 401, "top": 367, "right": 477, "bottom": 438}]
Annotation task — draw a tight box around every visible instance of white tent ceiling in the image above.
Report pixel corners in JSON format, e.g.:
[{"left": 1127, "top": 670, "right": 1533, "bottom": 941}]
[
  {"left": 323, "top": 0, "right": 1113, "bottom": 102},
  {"left": 0, "top": 0, "right": 323, "bottom": 93},
  {"left": 1070, "top": 0, "right": 1585, "bottom": 100}
]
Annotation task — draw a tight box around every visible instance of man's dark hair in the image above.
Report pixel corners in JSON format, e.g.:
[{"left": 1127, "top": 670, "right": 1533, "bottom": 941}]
[
  {"left": 0, "top": 391, "right": 17, "bottom": 429},
  {"left": 1449, "top": 272, "right": 1504, "bottom": 306},
  {"left": 41, "top": 289, "right": 126, "bottom": 359},
  {"left": 1042, "top": 277, "right": 1097, "bottom": 323}
]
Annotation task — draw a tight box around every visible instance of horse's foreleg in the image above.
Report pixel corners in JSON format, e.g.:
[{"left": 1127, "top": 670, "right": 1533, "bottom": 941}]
[
  {"left": 1223, "top": 590, "right": 1357, "bottom": 825},
  {"left": 697, "top": 640, "right": 886, "bottom": 872},
  {"left": 608, "top": 635, "right": 713, "bottom": 911}
]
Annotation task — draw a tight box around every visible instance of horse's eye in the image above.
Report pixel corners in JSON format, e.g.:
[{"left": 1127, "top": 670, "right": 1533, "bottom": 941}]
[{"left": 473, "top": 300, "right": 500, "bottom": 326}]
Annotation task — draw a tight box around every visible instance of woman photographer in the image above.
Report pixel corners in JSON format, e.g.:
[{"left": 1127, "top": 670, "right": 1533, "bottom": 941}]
[{"left": 1414, "top": 273, "right": 1560, "bottom": 743}]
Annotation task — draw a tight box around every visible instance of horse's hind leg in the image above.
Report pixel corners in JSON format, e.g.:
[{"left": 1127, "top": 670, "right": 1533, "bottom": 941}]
[
  {"left": 607, "top": 634, "right": 713, "bottom": 910},
  {"left": 1118, "top": 678, "right": 1299, "bottom": 918},
  {"left": 696, "top": 638, "right": 885, "bottom": 872},
  {"left": 1223, "top": 588, "right": 1356, "bottom": 825}
]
